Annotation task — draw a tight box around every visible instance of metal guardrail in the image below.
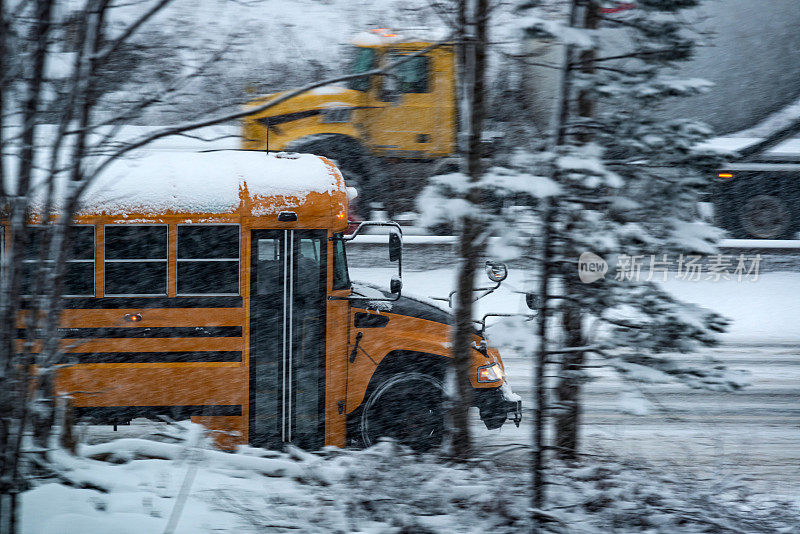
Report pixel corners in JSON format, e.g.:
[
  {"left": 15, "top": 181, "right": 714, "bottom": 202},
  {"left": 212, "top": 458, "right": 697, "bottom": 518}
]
[{"left": 346, "top": 235, "right": 800, "bottom": 272}]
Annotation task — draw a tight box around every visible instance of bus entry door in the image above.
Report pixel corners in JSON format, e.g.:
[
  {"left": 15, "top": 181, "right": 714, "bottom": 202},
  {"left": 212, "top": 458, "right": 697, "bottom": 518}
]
[{"left": 250, "top": 230, "right": 326, "bottom": 450}]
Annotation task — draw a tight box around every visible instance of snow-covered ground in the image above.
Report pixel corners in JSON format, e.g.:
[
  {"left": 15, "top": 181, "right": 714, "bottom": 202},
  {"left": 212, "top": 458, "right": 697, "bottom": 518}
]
[{"left": 25, "top": 425, "right": 800, "bottom": 534}]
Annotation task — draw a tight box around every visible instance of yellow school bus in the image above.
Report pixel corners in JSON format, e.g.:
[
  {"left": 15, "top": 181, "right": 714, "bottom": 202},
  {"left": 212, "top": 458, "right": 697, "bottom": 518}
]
[{"left": 33, "top": 150, "right": 520, "bottom": 450}]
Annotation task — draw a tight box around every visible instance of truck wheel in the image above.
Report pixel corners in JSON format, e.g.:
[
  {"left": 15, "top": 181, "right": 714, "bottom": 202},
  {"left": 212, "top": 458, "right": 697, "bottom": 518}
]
[
  {"left": 738, "top": 194, "right": 794, "bottom": 239},
  {"left": 289, "top": 135, "right": 379, "bottom": 218},
  {"left": 360, "top": 372, "right": 444, "bottom": 452}
]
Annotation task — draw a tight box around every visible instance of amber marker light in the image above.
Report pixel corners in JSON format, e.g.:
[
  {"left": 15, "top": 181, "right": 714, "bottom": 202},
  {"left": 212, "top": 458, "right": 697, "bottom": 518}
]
[
  {"left": 124, "top": 313, "right": 143, "bottom": 322},
  {"left": 717, "top": 172, "right": 734, "bottom": 180},
  {"left": 477, "top": 363, "right": 503, "bottom": 383}
]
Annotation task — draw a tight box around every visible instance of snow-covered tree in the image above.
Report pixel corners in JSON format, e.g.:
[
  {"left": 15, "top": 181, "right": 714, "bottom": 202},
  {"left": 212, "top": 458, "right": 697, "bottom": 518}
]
[{"left": 420, "top": 0, "right": 749, "bottom": 512}]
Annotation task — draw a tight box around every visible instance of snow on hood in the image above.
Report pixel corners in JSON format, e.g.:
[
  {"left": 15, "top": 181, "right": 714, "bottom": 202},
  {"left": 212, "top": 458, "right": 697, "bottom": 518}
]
[
  {"left": 351, "top": 281, "right": 453, "bottom": 323},
  {"left": 247, "top": 87, "right": 363, "bottom": 117},
  {"left": 308, "top": 86, "right": 350, "bottom": 95}
]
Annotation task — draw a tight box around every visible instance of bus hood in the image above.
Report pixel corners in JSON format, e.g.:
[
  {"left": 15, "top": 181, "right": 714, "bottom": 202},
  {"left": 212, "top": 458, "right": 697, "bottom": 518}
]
[{"left": 351, "top": 282, "right": 452, "bottom": 325}]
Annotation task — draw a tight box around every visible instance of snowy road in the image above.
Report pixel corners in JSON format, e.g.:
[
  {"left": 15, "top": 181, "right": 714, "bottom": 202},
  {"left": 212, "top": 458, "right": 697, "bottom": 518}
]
[
  {"left": 354, "top": 267, "right": 800, "bottom": 499},
  {"left": 470, "top": 344, "right": 800, "bottom": 499}
]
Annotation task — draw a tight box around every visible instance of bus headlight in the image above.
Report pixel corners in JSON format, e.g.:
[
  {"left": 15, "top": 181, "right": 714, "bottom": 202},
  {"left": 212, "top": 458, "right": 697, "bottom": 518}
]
[{"left": 477, "top": 363, "right": 503, "bottom": 383}]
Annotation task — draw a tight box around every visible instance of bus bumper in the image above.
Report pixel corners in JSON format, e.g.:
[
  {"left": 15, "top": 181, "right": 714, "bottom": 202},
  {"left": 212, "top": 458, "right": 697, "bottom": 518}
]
[{"left": 474, "top": 385, "right": 522, "bottom": 430}]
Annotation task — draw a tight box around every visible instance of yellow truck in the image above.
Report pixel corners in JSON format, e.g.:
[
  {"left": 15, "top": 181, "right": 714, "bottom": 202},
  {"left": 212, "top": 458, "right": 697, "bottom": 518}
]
[{"left": 241, "top": 29, "right": 459, "bottom": 216}]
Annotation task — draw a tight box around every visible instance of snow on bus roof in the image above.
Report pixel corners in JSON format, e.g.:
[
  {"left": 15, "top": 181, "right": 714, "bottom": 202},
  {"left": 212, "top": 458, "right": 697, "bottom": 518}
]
[
  {"left": 14, "top": 150, "right": 342, "bottom": 217},
  {"left": 77, "top": 150, "right": 342, "bottom": 216}
]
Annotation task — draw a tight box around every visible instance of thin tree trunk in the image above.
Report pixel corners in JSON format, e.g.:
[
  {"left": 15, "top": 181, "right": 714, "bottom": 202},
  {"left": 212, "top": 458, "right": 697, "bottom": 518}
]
[
  {"left": 533, "top": 198, "right": 553, "bottom": 512},
  {"left": 451, "top": 222, "right": 478, "bottom": 460},
  {"left": 451, "top": 0, "right": 489, "bottom": 461},
  {"left": 554, "top": 282, "right": 585, "bottom": 460},
  {"left": 530, "top": 0, "right": 580, "bottom": 510},
  {"left": 0, "top": 1, "right": 55, "bottom": 532},
  {"left": 455, "top": 0, "right": 468, "bottom": 155},
  {"left": 554, "top": 0, "right": 599, "bottom": 462},
  {"left": 0, "top": 0, "right": 6, "bottom": 198},
  {"left": 0, "top": 0, "right": 9, "bottom": 502}
]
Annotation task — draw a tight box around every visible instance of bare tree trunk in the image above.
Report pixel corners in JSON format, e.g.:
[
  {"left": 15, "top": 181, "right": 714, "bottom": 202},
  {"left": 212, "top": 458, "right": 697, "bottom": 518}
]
[
  {"left": 554, "top": 0, "right": 599, "bottom": 462},
  {"left": 554, "top": 284, "right": 585, "bottom": 460},
  {"left": 0, "top": 2, "right": 55, "bottom": 533},
  {"left": 455, "top": 0, "right": 468, "bottom": 155},
  {"left": 450, "top": 0, "right": 489, "bottom": 461},
  {"left": 531, "top": 0, "right": 581, "bottom": 511},
  {"left": 532, "top": 198, "right": 554, "bottom": 512},
  {"left": 0, "top": 0, "right": 6, "bottom": 198},
  {"left": 0, "top": 0, "right": 9, "bottom": 507}
]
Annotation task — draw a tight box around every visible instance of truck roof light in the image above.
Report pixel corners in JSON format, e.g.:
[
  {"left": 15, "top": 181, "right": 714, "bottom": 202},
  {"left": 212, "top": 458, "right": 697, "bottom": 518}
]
[{"left": 369, "top": 28, "right": 398, "bottom": 38}]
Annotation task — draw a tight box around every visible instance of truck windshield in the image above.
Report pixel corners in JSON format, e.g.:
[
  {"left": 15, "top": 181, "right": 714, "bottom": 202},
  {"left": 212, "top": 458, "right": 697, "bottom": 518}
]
[
  {"left": 332, "top": 235, "right": 351, "bottom": 290},
  {"left": 347, "top": 47, "right": 376, "bottom": 92}
]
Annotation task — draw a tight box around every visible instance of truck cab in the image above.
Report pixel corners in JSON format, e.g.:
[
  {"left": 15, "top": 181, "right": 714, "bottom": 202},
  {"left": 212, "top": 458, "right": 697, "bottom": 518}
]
[
  {"left": 241, "top": 30, "right": 458, "bottom": 214},
  {"left": 242, "top": 30, "right": 457, "bottom": 159}
]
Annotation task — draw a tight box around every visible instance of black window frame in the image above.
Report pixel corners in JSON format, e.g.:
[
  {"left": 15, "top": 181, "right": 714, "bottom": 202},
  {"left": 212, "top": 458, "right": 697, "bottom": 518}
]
[
  {"left": 22, "top": 225, "right": 96, "bottom": 297},
  {"left": 103, "top": 224, "right": 168, "bottom": 297},
  {"left": 331, "top": 234, "right": 351, "bottom": 291},
  {"left": 176, "top": 224, "right": 240, "bottom": 296}
]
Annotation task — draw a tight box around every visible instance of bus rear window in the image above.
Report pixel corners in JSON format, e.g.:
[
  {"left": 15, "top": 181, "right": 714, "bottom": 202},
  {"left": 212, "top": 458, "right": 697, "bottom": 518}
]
[
  {"left": 177, "top": 225, "right": 240, "bottom": 295},
  {"left": 104, "top": 225, "right": 167, "bottom": 296}
]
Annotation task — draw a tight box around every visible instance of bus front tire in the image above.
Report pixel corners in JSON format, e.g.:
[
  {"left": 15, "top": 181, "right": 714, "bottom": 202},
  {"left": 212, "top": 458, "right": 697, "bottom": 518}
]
[{"left": 357, "top": 372, "right": 444, "bottom": 452}]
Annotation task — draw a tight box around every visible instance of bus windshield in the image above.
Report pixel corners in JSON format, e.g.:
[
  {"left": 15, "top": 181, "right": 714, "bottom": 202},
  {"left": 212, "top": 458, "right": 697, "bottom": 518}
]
[{"left": 347, "top": 47, "right": 376, "bottom": 92}]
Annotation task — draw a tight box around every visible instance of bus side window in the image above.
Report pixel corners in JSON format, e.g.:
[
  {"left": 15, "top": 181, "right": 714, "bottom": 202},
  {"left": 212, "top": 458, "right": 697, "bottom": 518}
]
[
  {"left": 177, "top": 225, "right": 239, "bottom": 296},
  {"left": 65, "top": 226, "right": 95, "bottom": 296},
  {"left": 105, "top": 225, "right": 168, "bottom": 296},
  {"left": 22, "top": 225, "right": 95, "bottom": 297}
]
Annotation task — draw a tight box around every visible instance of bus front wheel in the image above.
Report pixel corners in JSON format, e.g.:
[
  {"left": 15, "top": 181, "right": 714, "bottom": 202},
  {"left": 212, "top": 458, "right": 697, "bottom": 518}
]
[{"left": 359, "top": 372, "right": 444, "bottom": 452}]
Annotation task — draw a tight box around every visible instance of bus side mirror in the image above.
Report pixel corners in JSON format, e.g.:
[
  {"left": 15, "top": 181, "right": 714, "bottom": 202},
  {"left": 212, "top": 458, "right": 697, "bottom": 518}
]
[
  {"left": 390, "top": 276, "right": 402, "bottom": 294},
  {"left": 525, "top": 292, "right": 540, "bottom": 311},
  {"left": 389, "top": 232, "right": 401, "bottom": 262}
]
